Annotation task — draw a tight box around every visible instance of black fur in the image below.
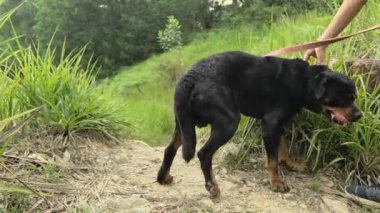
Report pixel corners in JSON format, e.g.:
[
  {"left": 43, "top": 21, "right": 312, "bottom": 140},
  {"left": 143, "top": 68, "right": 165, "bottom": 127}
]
[{"left": 157, "top": 51, "right": 361, "bottom": 194}]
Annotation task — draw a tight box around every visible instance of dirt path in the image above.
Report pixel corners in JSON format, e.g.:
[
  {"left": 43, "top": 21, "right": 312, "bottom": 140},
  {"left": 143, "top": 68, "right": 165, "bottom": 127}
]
[{"left": 85, "top": 140, "right": 356, "bottom": 212}]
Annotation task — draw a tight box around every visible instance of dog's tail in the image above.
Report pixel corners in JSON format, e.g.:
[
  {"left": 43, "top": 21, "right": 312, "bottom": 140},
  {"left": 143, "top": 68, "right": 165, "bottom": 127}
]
[{"left": 174, "top": 77, "right": 196, "bottom": 163}]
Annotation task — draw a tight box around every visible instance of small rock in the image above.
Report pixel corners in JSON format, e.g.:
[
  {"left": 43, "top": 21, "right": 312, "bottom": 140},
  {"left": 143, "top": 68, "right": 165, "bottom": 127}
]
[
  {"left": 300, "top": 203, "right": 307, "bottom": 209},
  {"left": 63, "top": 150, "right": 70, "bottom": 162},
  {"left": 249, "top": 158, "right": 258, "bottom": 164}
]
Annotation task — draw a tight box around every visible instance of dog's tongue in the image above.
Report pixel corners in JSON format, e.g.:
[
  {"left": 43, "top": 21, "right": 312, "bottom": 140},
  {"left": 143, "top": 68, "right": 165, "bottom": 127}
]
[{"left": 331, "top": 112, "right": 348, "bottom": 124}]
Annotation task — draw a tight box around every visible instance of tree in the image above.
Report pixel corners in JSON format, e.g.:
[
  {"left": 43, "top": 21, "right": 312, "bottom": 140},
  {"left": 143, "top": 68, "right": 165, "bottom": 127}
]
[
  {"left": 158, "top": 16, "right": 183, "bottom": 51},
  {"left": 1, "top": 0, "right": 214, "bottom": 76}
]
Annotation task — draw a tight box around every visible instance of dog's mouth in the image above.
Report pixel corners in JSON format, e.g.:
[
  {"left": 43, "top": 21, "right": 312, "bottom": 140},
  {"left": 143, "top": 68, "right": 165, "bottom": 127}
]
[
  {"left": 323, "top": 106, "right": 352, "bottom": 126},
  {"left": 325, "top": 109, "right": 349, "bottom": 125}
]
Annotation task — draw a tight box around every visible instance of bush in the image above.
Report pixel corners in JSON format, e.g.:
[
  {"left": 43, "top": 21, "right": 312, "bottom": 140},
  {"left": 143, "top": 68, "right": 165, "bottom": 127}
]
[
  {"left": 214, "top": 0, "right": 323, "bottom": 27},
  {"left": 158, "top": 16, "right": 183, "bottom": 51}
]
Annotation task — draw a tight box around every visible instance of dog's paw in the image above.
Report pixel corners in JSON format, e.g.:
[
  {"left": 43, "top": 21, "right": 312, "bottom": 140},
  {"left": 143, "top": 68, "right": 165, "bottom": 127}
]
[
  {"left": 270, "top": 179, "right": 290, "bottom": 192},
  {"left": 206, "top": 181, "right": 220, "bottom": 198},
  {"left": 157, "top": 174, "right": 173, "bottom": 185}
]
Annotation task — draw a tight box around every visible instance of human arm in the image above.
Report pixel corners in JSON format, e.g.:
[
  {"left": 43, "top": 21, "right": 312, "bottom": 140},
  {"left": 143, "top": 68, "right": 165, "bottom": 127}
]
[{"left": 304, "top": 0, "right": 368, "bottom": 64}]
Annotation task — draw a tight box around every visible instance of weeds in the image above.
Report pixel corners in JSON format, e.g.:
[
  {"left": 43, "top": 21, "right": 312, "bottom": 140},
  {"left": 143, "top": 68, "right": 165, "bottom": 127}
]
[{"left": 0, "top": 192, "right": 30, "bottom": 213}]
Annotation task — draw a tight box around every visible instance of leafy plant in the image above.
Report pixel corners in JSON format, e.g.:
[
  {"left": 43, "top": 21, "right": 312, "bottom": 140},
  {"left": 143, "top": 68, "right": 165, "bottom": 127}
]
[{"left": 158, "top": 16, "right": 183, "bottom": 51}]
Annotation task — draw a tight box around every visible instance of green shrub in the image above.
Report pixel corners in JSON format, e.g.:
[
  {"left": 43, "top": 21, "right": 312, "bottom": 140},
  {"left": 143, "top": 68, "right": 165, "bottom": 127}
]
[{"left": 158, "top": 16, "right": 183, "bottom": 51}]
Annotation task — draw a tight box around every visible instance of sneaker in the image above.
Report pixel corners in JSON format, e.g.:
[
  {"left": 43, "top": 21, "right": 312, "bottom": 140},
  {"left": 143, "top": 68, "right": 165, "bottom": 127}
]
[{"left": 345, "top": 185, "right": 380, "bottom": 208}]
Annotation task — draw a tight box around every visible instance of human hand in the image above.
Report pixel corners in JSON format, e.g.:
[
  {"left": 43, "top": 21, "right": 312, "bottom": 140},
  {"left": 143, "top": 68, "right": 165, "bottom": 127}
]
[{"left": 303, "top": 47, "right": 326, "bottom": 65}]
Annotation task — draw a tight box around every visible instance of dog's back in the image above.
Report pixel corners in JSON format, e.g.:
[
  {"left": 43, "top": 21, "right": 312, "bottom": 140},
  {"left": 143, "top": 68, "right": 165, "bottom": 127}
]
[{"left": 178, "top": 51, "right": 310, "bottom": 118}]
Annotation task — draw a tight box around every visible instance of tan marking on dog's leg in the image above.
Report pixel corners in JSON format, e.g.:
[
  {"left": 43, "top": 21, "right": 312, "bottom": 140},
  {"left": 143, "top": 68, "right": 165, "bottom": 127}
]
[
  {"left": 278, "top": 136, "right": 306, "bottom": 173},
  {"left": 266, "top": 158, "right": 290, "bottom": 192}
]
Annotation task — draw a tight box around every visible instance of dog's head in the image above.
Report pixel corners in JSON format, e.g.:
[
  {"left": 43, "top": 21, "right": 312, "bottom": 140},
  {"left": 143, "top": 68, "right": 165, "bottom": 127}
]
[{"left": 309, "top": 66, "right": 362, "bottom": 125}]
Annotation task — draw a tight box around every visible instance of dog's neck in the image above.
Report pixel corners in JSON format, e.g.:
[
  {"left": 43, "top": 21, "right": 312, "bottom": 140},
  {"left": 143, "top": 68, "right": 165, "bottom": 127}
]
[{"left": 304, "top": 66, "right": 326, "bottom": 113}]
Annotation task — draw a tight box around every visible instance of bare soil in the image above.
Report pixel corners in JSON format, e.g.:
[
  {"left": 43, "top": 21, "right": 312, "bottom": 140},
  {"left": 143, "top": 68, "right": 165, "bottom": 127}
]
[
  {"left": 87, "top": 140, "right": 356, "bottom": 212},
  {"left": 1, "top": 139, "right": 362, "bottom": 212}
]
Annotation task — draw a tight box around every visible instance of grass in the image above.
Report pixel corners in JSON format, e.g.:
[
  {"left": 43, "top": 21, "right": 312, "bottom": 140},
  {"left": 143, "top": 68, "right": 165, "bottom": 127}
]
[
  {"left": 0, "top": 38, "right": 129, "bottom": 141},
  {"left": 104, "top": 0, "right": 380, "bottom": 185}
]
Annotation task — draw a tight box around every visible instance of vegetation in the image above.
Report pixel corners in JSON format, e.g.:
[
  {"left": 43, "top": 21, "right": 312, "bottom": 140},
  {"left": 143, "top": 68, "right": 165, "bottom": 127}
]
[
  {"left": 158, "top": 16, "right": 183, "bottom": 51},
  {"left": 0, "top": 0, "right": 213, "bottom": 76},
  {"left": 0, "top": 5, "right": 128, "bottom": 146}
]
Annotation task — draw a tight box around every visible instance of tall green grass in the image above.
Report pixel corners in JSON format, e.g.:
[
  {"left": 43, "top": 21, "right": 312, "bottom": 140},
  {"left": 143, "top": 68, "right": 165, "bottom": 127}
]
[
  {"left": 0, "top": 8, "right": 128, "bottom": 141},
  {"left": 10, "top": 43, "right": 128, "bottom": 140}
]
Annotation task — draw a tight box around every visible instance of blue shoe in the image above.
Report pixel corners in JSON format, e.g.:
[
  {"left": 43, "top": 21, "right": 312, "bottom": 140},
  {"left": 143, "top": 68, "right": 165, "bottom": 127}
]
[{"left": 345, "top": 185, "right": 380, "bottom": 208}]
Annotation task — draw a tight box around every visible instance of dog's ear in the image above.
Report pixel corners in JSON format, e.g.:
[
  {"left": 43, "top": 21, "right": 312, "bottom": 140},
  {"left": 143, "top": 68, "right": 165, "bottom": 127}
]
[{"left": 309, "top": 73, "right": 329, "bottom": 100}]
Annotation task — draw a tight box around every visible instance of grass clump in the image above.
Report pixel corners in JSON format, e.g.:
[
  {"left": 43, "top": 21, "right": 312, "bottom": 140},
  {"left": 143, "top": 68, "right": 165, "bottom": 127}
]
[{"left": 2, "top": 40, "right": 128, "bottom": 141}]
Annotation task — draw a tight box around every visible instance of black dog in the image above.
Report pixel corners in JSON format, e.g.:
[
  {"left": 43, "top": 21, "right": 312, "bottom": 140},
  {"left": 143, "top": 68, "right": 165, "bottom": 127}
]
[{"left": 157, "top": 51, "right": 361, "bottom": 197}]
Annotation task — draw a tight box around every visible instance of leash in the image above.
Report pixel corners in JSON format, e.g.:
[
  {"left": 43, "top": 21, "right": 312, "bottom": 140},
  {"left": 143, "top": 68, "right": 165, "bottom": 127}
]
[{"left": 265, "top": 24, "right": 380, "bottom": 57}]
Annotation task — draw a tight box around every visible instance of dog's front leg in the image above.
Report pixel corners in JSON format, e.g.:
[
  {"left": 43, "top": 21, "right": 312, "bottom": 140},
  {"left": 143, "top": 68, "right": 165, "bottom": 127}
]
[{"left": 262, "top": 117, "right": 290, "bottom": 193}]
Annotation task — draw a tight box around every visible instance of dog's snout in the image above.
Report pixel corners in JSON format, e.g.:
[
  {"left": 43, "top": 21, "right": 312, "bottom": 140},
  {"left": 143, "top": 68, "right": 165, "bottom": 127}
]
[{"left": 353, "top": 110, "right": 362, "bottom": 121}]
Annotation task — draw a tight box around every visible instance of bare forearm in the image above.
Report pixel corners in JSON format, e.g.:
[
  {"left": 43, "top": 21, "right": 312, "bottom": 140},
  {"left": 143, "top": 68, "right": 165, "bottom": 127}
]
[{"left": 319, "top": 0, "right": 367, "bottom": 40}]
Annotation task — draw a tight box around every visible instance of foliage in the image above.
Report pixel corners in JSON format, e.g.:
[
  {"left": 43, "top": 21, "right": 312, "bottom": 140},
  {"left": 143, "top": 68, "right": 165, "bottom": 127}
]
[
  {"left": 6, "top": 41, "right": 128, "bottom": 139},
  {"left": 0, "top": 192, "right": 30, "bottom": 213},
  {"left": 0, "top": 0, "right": 35, "bottom": 43},
  {"left": 158, "top": 16, "right": 183, "bottom": 51},
  {"left": 0, "top": 0, "right": 213, "bottom": 77},
  {"left": 214, "top": 0, "right": 324, "bottom": 27},
  {"left": 0, "top": 3, "right": 129, "bottom": 141}
]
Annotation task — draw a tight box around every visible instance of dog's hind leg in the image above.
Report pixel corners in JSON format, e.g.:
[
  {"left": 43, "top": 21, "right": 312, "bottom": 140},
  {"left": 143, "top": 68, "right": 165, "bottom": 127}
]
[
  {"left": 278, "top": 136, "right": 306, "bottom": 173},
  {"left": 157, "top": 121, "right": 182, "bottom": 184},
  {"left": 197, "top": 114, "right": 240, "bottom": 198}
]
